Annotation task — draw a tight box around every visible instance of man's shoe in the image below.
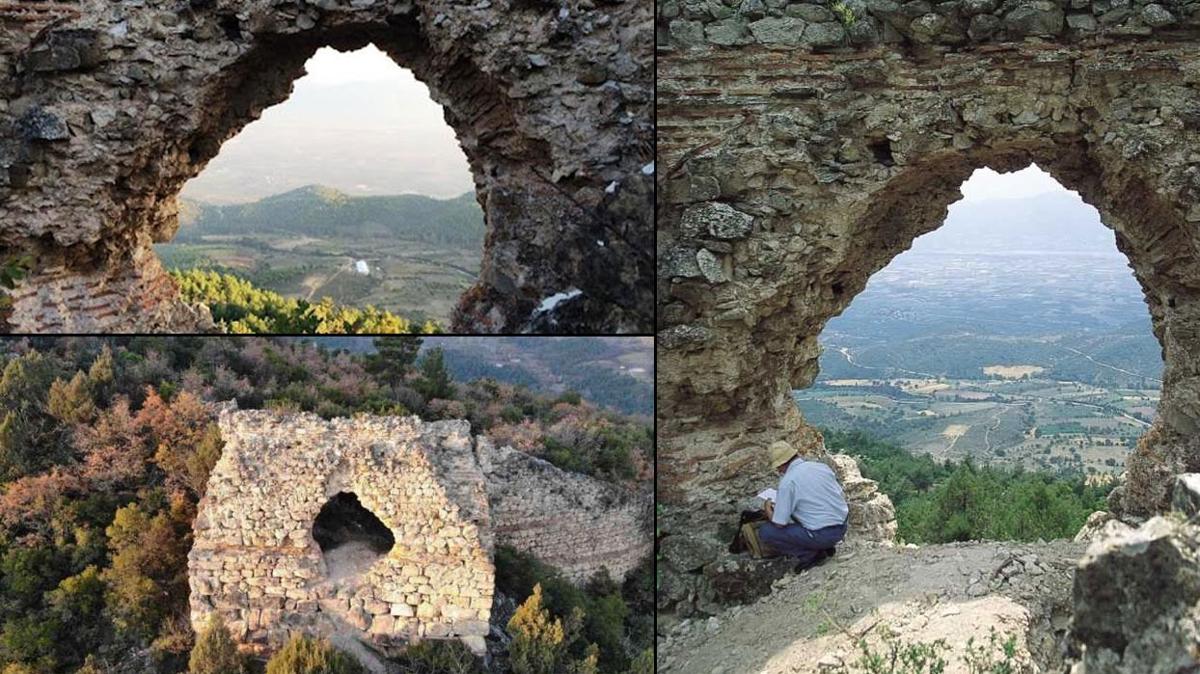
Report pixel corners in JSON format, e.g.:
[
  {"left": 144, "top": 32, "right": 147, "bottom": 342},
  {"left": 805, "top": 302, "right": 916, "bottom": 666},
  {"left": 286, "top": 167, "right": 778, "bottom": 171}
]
[{"left": 794, "top": 549, "right": 835, "bottom": 574}]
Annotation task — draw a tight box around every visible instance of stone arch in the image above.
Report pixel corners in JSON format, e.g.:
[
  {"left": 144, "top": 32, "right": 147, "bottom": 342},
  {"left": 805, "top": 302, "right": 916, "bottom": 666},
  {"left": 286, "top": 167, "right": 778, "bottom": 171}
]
[
  {"left": 0, "top": 1, "right": 653, "bottom": 333},
  {"left": 658, "top": 37, "right": 1200, "bottom": 529},
  {"left": 189, "top": 405, "right": 655, "bottom": 666},
  {"left": 188, "top": 410, "right": 496, "bottom": 656}
]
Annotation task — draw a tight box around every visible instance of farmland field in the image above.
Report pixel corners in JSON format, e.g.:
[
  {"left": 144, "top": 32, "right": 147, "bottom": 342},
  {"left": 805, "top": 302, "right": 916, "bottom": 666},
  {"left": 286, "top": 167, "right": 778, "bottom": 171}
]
[{"left": 794, "top": 188, "right": 1163, "bottom": 477}]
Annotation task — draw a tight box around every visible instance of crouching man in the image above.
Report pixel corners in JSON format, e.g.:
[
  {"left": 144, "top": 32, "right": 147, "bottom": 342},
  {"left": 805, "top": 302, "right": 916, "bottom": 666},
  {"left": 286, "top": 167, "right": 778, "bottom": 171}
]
[{"left": 746, "top": 440, "right": 849, "bottom": 570}]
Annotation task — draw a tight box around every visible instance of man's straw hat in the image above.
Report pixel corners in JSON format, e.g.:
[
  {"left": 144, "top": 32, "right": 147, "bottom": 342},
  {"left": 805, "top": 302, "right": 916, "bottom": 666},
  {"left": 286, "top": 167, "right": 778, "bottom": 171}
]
[{"left": 768, "top": 440, "right": 798, "bottom": 470}]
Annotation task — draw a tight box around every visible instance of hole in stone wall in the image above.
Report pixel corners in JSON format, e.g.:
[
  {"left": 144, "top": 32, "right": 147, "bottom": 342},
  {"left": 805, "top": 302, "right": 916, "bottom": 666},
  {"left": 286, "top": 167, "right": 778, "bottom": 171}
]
[
  {"left": 798, "top": 164, "right": 1162, "bottom": 486},
  {"left": 313, "top": 492, "right": 395, "bottom": 579},
  {"left": 868, "top": 139, "right": 895, "bottom": 167},
  {"left": 159, "top": 44, "right": 483, "bottom": 329}
]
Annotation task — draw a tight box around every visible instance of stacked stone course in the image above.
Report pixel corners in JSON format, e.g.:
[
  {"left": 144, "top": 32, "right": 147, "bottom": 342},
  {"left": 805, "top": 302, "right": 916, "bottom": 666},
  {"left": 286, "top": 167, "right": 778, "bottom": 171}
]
[
  {"left": 478, "top": 439, "right": 653, "bottom": 582},
  {"left": 660, "top": 0, "right": 1200, "bottom": 50}
]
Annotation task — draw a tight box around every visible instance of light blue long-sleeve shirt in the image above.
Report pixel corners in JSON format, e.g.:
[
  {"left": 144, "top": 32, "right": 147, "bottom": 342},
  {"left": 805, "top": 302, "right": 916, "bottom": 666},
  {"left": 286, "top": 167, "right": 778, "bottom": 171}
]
[{"left": 771, "top": 459, "right": 849, "bottom": 529}]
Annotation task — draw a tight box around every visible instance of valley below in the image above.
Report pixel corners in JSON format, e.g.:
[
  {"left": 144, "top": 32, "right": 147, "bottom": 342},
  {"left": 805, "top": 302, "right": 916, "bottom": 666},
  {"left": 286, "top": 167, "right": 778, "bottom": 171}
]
[
  {"left": 794, "top": 222, "right": 1164, "bottom": 477},
  {"left": 157, "top": 185, "right": 484, "bottom": 326},
  {"left": 796, "top": 369, "right": 1156, "bottom": 476}
]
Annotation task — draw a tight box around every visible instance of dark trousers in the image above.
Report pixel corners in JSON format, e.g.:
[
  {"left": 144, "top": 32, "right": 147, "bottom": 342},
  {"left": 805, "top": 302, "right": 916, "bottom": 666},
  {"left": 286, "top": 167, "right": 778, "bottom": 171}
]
[{"left": 758, "top": 521, "right": 848, "bottom": 567}]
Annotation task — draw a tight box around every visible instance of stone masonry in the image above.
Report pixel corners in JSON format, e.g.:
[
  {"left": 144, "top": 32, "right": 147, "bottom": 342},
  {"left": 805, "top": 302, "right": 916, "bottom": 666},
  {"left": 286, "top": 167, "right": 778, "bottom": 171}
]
[
  {"left": 658, "top": 5, "right": 1200, "bottom": 553},
  {"left": 0, "top": 0, "right": 653, "bottom": 333},
  {"left": 188, "top": 409, "right": 652, "bottom": 658},
  {"left": 478, "top": 438, "right": 653, "bottom": 582}
]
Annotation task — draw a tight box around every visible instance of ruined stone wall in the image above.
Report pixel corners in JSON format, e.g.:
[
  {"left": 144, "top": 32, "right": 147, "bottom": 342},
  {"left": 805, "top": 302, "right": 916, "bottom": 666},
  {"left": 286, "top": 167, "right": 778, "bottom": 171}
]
[
  {"left": 189, "top": 409, "right": 652, "bottom": 658},
  {"left": 658, "top": 20, "right": 1200, "bottom": 536},
  {"left": 0, "top": 0, "right": 653, "bottom": 333},
  {"left": 477, "top": 438, "right": 654, "bottom": 582},
  {"left": 189, "top": 410, "right": 495, "bottom": 655}
]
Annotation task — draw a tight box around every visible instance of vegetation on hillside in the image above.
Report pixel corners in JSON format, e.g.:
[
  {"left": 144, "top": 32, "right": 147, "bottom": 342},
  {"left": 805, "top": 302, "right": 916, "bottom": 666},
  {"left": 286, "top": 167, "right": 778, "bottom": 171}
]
[
  {"left": 264, "top": 635, "right": 364, "bottom": 674},
  {"left": 437, "top": 338, "right": 653, "bottom": 418},
  {"left": 823, "top": 429, "right": 1113, "bottom": 544},
  {"left": 172, "top": 270, "right": 438, "bottom": 334},
  {"left": 495, "top": 548, "right": 653, "bottom": 674},
  {"left": 0, "top": 337, "right": 651, "bottom": 674},
  {"left": 177, "top": 187, "right": 484, "bottom": 248}
]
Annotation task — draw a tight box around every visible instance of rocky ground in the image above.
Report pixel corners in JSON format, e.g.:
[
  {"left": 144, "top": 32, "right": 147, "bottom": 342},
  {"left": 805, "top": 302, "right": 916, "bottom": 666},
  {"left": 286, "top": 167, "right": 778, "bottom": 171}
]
[{"left": 657, "top": 539, "right": 1084, "bottom": 674}]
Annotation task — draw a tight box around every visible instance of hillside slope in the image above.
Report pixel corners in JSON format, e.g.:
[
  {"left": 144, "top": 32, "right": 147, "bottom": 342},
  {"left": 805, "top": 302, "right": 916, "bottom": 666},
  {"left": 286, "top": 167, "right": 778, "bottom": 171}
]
[
  {"left": 658, "top": 539, "right": 1081, "bottom": 674},
  {"left": 177, "top": 185, "right": 484, "bottom": 246}
]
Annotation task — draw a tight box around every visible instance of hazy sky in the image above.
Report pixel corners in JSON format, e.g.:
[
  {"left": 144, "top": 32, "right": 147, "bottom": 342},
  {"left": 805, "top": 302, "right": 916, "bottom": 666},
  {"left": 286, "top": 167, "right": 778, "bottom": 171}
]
[
  {"left": 959, "top": 165, "right": 1066, "bottom": 201},
  {"left": 182, "top": 45, "right": 475, "bottom": 204},
  {"left": 302, "top": 44, "right": 410, "bottom": 86}
]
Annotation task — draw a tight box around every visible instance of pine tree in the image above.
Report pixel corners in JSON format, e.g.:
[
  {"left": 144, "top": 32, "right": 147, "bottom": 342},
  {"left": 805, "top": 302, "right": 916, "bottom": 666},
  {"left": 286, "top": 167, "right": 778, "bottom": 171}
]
[
  {"left": 508, "top": 584, "right": 567, "bottom": 674},
  {"left": 367, "top": 337, "right": 424, "bottom": 383},
  {"left": 47, "top": 371, "right": 96, "bottom": 425},
  {"left": 415, "top": 347, "right": 454, "bottom": 400}
]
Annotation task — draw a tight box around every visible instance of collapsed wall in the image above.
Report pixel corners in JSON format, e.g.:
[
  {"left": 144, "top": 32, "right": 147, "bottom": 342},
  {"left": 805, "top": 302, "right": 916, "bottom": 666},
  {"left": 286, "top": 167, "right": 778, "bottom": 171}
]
[
  {"left": 478, "top": 438, "right": 654, "bottom": 582},
  {"left": 188, "top": 409, "right": 652, "bottom": 659}
]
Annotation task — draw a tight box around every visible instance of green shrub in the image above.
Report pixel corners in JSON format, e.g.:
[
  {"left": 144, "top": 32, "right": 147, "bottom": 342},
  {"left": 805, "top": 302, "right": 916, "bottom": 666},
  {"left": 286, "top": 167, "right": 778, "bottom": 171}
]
[
  {"left": 394, "top": 640, "right": 483, "bottom": 674},
  {"left": 189, "top": 614, "right": 246, "bottom": 674},
  {"left": 264, "top": 635, "right": 363, "bottom": 674},
  {"left": 625, "top": 649, "right": 652, "bottom": 674},
  {"left": 823, "top": 429, "right": 1111, "bottom": 543}
]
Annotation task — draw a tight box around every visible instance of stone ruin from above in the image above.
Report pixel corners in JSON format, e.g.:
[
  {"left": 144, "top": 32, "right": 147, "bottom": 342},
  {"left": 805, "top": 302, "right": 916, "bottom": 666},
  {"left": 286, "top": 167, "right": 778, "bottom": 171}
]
[
  {"left": 0, "top": 0, "right": 653, "bottom": 333},
  {"left": 187, "top": 409, "right": 651, "bottom": 660}
]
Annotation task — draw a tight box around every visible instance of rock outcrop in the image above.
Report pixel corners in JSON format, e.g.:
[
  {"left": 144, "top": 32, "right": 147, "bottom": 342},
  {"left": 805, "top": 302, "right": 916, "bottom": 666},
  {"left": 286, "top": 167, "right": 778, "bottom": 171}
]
[
  {"left": 829, "top": 453, "right": 898, "bottom": 543},
  {"left": 658, "top": 0, "right": 1200, "bottom": 554},
  {"left": 0, "top": 0, "right": 653, "bottom": 333},
  {"left": 189, "top": 409, "right": 651, "bottom": 661},
  {"left": 1067, "top": 473, "right": 1200, "bottom": 672},
  {"left": 659, "top": 539, "right": 1083, "bottom": 673},
  {"left": 1071, "top": 515, "right": 1200, "bottom": 672}
]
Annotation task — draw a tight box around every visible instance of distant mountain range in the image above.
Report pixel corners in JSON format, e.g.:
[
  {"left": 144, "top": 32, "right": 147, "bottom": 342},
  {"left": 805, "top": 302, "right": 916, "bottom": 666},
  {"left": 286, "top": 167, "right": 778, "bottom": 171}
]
[
  {"left": 913, "top": 191, "right": 1120, "bottom": 255},
  {"left": 177, "top": 185, "right": 484, "bottom": 247}
]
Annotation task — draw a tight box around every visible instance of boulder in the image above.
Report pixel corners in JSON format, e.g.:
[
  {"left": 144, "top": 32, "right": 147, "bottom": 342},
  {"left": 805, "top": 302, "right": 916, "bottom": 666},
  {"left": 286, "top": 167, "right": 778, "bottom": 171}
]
[
  {"left": 801, "top": 22, "right": 847, "bottom": 47},
  {"left": 1073, "top": 511, "right": 1133, "bottom": 543},
  {"left": 699, "top": 556, "right": 795, "bottom": 611},
  {"left": 1141, "top": 3, "right": 1174, "bottom": 27},
  {"left": 1073, "top": 516, "right": 1200, "bottom": 655},
  {"left": 748, "top": 17, "right": 808, "bottom": 46},
  {"left": 25, "top": 30, "right": 104, "bottom": 73}
]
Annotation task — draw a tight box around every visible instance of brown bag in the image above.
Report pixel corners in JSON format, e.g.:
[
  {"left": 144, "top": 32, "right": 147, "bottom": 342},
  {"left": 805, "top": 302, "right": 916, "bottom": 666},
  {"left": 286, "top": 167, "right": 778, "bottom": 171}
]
[
  {"left": 741, "top": 521, "right": 767, "bottom": 558},
  {"left": 729, "top": 509, "right": 768, "bottom": 554}
]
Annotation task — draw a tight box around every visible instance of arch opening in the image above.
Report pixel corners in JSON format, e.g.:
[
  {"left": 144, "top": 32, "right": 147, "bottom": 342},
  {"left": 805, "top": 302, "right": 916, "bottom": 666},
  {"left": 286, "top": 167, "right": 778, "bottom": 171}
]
[
  {"left": 160, "top": 43, "right": 483, "bottom": 329},
  {"left": 313, "top": 492, "right": 396, "bottom": 580},
  {"left": 798, "top": 163, "right": 1162, "bottom": 486}
]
